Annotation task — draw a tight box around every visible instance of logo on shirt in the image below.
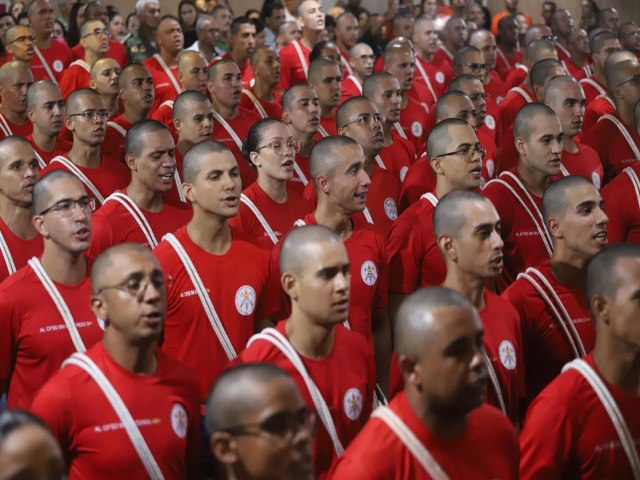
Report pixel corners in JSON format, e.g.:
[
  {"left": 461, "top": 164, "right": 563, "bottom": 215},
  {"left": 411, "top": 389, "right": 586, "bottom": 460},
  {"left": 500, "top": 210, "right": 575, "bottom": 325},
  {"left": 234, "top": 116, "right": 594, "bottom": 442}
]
[
  {"left": 399, "top": 166, "right": 408, "bottom": 182},
  {"left": 435, "top": 71, "right": 445, "bottom": 84},
  {"left": 97, "top": 316, "right": 106, "bottom": 331},
  {"left": 498, "top": 340, "right": 517, "bottom": 370},
  {"left": 343, "top": 387, "right": 363, "bottom": 421},
  {"left": 411, "top": 121, "right": 422, "bottom": 138},
  {"left": 53, "top": 60, "right": 63, "bottom": 72},
  {"left": 384, "top": 197, "right": 398, "bottom": 220},
  {"left": 486, "top": 159, "right": 495, "bottom": 179},
  {"left": 360, "top": 261, "right": 378, "bottom": 286},
  {"left": 592, "top": 171, "right": 601, "bottom": 190},
  {"left": 485, "top": 115, "right": 496, "bottom": 130},
  {"left": 170, "top": 403, "right": 188, "bottom": 439},
  {"left": 235, "top": 285, "right": 256, "bottom": 315}
]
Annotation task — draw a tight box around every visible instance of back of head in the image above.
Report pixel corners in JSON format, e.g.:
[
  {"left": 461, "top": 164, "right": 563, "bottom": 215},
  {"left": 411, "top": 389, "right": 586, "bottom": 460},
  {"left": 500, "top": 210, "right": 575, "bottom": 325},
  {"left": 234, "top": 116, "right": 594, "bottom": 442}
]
[
  {"left": 279, "top": 224, "right": 341, "bottom": 276},
  {"left": 124, "top": 119, "right": 168, "bottom": 157},
  {"left": 524, "top": 38, "right": 557, "bottom": 63},
  {"left": 604, "top": 50, "right": 638, "bottom": 75},
  {"left": 448, "top": 74, "right": 479, "bottom": 93},
  {"left": 426, "top": 117, "right": 469, "bottom": 159},
  {"left": 586, "top": 244, "right": 640, "bottom": 309},
  {"left": 513, "top": 102, "right": 557, "bottom": 141},
  {"left": 589, "top": 30, "right": 618, "bottom": 54},
  {"left": 523, "top": 25, "right": 551, "bottom": 47},
  {"left": 542, "top": 174, "right": 592, "bottom": 225},
  {"left": 308, "top": 135, "right": 358, "bottom": 187},
  {"left": 605, "top": 59, "right": 639, "bottom": 91},
  {"left": 182, "top": 140, "right": 231, "bottom": 184},
  {"left": 530, "top": 58, "right": 563, "bottom": 88},
  {"left": 433, "top": 189, "right": 487, "bottom": 239}
]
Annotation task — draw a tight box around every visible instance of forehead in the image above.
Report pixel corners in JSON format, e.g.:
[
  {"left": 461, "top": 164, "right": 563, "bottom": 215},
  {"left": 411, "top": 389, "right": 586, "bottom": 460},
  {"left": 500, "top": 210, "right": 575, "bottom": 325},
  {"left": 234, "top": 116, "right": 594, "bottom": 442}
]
[
  {"left": 446, "top": 124, "right": 478, "bottom": 146},
  {"left": 96, "top": 59, "right": 119, "bottom": 73},
  {"left": 257, "top": 49, "right": 278, "bottom": 60},
  {"left": 74, "top": 94, "right": 105, "bottom": 109},
  {"left": 263, "top": 121, "right": 290, "bottom": 137},
  {"left": 301, "top": 1, "right": 321, "bottom": 13},
  {"left": 0, "top": 140, "right": 36, "bottom": 162},
  {"left": 35, "top": 84, "right": 62, "bottom": 101},
  {"left": 143, "top": 1, "right": 160, "bottom": 11},
  {"left": 347, "top": 100, "right": 377, "bottom": 116},
  {"left": 461, "top": 199, "right": 499, "bottom": 226},
  {"left": 126, "top": 66, "right": 151, "bottom": 80},
  {"left": 184, "top": 99, "right": 212, "bottom": 114},
  {"left": 159, "top": 19, "right": 181, "bottom": 32},
  {"left": 301, "top": 240, "right": 349, "bottom": 275},
  {"left": 529, "top": 113, "right": 562, "bottom": 136},
  {"left": 334, "top": 143, "right": 364, "bottom": 166},
  {"left": 459, "top": 78, "right": 483, "bottom": 93},
  {"left": 183, "top": 54, "right": 206, "bottom": 67},
  {"left": 197, "top": 149, "right": 238, "bottom": 173},
  {"left": 613, "top": 257, "right": 640, "bottom": 296},
  {"left": 46, "top": 176, "right": 86, "bottom": 200},
  {"left": 563, "top": 183, "right": 600, "bottom": 208},
  {"left": 556, "top": 81, "right": 585, "bottom": 99},
  {"left": 319, "top": 64, "right": 341, "bottom": 77},
  {"left": 85, "top": 20, "right": 105, "bottom": 30},
  {"left": 139, "top": 129, "right": 174, "bottom": 149},
  {"left": 447, "top": 95, "right": 474, "bottom": 111},
  {"left": 376, "top": 76, "right": 400, "bottom": 92},
  {"left": 236, "top": 23, "right": 256, "bottom": 34},
  {"left": 215, "top": 63, "right": 241, "bottom": 77},
  {"left": 8, "top": 68, "right": 32, "bottom": 82},
  {"left": 463, "top": 51, "right": 484, "bottom": 62},
  {"left": 106, "top": 249, "right": 160, "bottom": 279},
  {"left": 338, "top": 14, "right": 357, "bottom": 27},
  {"left": 292, "top": 86, "right": 318, "bottom": 102},
  {"left": 427, "top": 305, "right": 482, "bottom": 349}
]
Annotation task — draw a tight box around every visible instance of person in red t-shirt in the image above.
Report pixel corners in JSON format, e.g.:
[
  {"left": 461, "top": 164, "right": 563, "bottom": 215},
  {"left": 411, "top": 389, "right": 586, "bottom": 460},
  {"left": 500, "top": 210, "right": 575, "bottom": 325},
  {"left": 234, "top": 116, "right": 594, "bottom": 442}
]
[
  {"left": 26, "top": 0, "right": 72, "bottom": 83},
  {"left": 206, "top": 363, "right": 315, "bottom": 480},
  {"left": 620, "top": 22, "right": 640, "bottom": 60},
  {"left": 143, "top": 17, "right": 184, "bottom": 113},
  {"left": 384, "top": 37, "right": 436, "bottom": 109},
  {"left": 520, "top": 244, "right": 640, "bottom": 479},
  {"left": 237, "top": 225, "right": 376, "bottom": 479},
  {"left": 25, "top": 81, "right": 69, "bottom": 166},
  {"left": 503, "top": 175, "right": 606, "bottom": 408},
  {"left": 412, "top": 17, "right": 447, "bottom": 100},
  {"left": 89, "top": 57, "right": 121, "bottom": 118},
  {"left": 334, "top": 12, "right": 358, "bottom": 77},
  {"left": 484, "top": 103, "right": 563, "bottom": 290},
  {"left": 340, "top": 43, "right": 372, "bottom": 101},
  {"left": 281, "top": 83, "right": 319, "bottom": 187},
  {"left": 240, "top": 47, "right": 283, "bottom": 119},
  {"left": 331, "top": 287, "right": 519, "bottom": 479},
  {"left": 5, "top": 25, "right": 35, "bottom": 65},
  {"left": 581, "top": 32, "right": 621, "bottom": 106},
  {"left": 220, "top": 17, "right": 256, "bottom": 88},
  {"left": 153, "top": 140, "right": 279, "bottom": 401},
  {"left": 31, "top": 243, "right": 202, "bottom": 479},
  {"left": 0, "top": 170, "right": 103, "bottom": 410},
  {"left": 308, "top": 57, "right": 342, "bottom": 137},
  {"left": 550, "top": 9, "right": 574, "bottom": 63},
  {"left": 89, "top": 120, "right": 191, "bottom": 257},
  {"left": 562, "top": 29, "right": 591, "bottom": 80},
  {"left": 207, "top": 59, "right": 261, "bottom": 187},
  {"left": 0, "top": 137, "right": 42, "bottom": 283},
  {"left": 0, "top": 61, "right": 33, "bottom": 139},
  {"left": 545, "top": 75, "right": 603, "bottom": 187},
  {"left": 229, "top": 119, "right": 311, "bottom": 248},
  {"left": 432, "top": 16, "right": 466, "bottom": 83},
  {"left": 495, "top": 16, "right": 521, "bottom": 81},
  {"left": 469, "top": 29, "right": 509, "bottom": 104},
  {"left": 276, "top": 0, "right": 324, "bottom": 90},
  {"left": 59, "top": 20, "right": 109, "bottom": 99}
]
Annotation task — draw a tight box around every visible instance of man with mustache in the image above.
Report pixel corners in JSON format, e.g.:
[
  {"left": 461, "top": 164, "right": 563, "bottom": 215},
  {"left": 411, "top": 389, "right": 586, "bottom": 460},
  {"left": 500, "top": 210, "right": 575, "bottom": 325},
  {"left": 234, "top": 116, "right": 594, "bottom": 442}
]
[
  {"left": 0, "top": 170, "right": 103, "bottom": 409},
  {"left": 331, "top": 287, "right": 518, "bottom": 478},
  {"left": 25, "top": 81, "right": 69, "bottom": 165},
  {"left": 240, "top": 47, "right": 283, "bottom": 119},
  {"left": 4, "top": 25, "right": 35, "bottom": 65},
  {"left": 0, "top": 61, "right": 33, "bottom": 139},
  {"left": 31, "top": 242, "right": 201, "bottom": 478}
]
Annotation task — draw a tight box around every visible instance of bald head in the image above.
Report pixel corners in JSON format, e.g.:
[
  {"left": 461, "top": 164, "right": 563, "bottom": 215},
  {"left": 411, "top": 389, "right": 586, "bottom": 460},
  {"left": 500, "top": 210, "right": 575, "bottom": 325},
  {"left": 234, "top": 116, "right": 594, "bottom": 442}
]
[
  {"left": 604, "top": 50, "right": 638, "bottom": 74},
  {"left": 207, "top": 58, "right": 236, "bottom": 81},
  {"left": 426, "top": 117, "right": 470, "bottom": 158},
  {"left": 280, "top": 224, "right": 342, "bottom": 276},
  {"left": 433, "top": 190, "right": 489, "bottom": 240},
  {"left": 90, "top": 57, "right": 120, "bottom": 82},
  {"left": 382, "top": 44, "right": 413, "bottom": 68},
  {"left": 468, "top": 29, "right": 492, "bottom": 46},
  {"left": 250, "top": 46, "right": 276, "bottom": 67},
  {"left": 173, "top": 90, "right": 210, "bottom": 120},
  {"left": 0, "top": 60, "right": 32, "bottom": 86},
  {"left": 31, "top": 169, "right": 79, "bottom": 216},
  {"left": 434, "top": 91, "right": 474, "bottom": 123},
  {"left": 523, "top": 25, "right": 553, "bottom": 47},
  {"left": 5, "top": 25, "right": 31, "bottom": 44},
  {"left": 90, "top": 242, "right": 153, "bottom": 294},
  {"left": 307, "top": 56, "right": 339, "bottom": 84},
  {"left": 118, "top": 63, "right": 151, "bottom": 88},
  {"left": 524, "top": 38, "right": 558, "bottom": 64},
  {"left": 605, "top": 59, "right": 640, "bottom": 91},
  {"left": 26, "top": 80, "right": 59, "bottom": 109},
  {"left": 309, "top": 135, "right": 360, "bottom": 186},
  {"left": 362, "top": 71, "right": 395, "bottom": 98},
  {"left": 65, "top": 87, "right": 101, "bottom": 114},
  {"left": 349, "top": 42, "right": 372, "bottom": 59},
  {"left": 336, "top": 96, "right": 372, "bottom": 129},
  {"left": 514, "top": 102, "right": 558, "bottom": 141},
  {"left": 182, "top": 140, "right": 231, "bottom": 184},
  {"left": 586, "top": 244, "right": 640, "bottom": 310},
  {"left": 178, "top": 50, "right": 206, "bottom": 72},
  {"left": 544, "top": 74, "right": 581, "bottom": 105},
  {"left": 542, "top": 174, "right": 593, "bottom": 225}
]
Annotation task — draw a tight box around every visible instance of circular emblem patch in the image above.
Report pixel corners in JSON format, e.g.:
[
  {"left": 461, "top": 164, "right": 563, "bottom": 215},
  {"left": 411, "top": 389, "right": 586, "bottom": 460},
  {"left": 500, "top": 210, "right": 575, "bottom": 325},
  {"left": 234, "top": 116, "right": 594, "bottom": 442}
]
[
  {"left": 486, "top": 159, "right": 495, "bottom": 179},
  {"left": 235, "top": 285, "right": 256, "bottom": 315},
  {"left": 170, "top": 403, "right": 188, "bottom": 439},
  {"left": 592, "top": 171, "right": 601, "bottom": 190},
  {"left": 53, "top": 60, "right": 64, "bottom": 72},
  {"left": 435, "top": 71, "right": 445, "bottom": 84},
  {"left": 485, "top": 114, "right": 496, "bottom": 130},
  {"left": 399, "top": 166, "right": 408, "bottom": 182},
  {"left": 343, "top": 387, "right": 363, "bottom": 421},
  {"left": 360, "top": 260, "right": 378, "bottom": 286},
  {"left": 498, "top": 340, "right": 517, "bottom": 370},
  {"left": 411, "top": 121, "right": 422, "bottom": 138},
  {"left": 496, "top": 95, "right": 504, "bottom": 104},
  {"left": 384, "top": 197, "right": 398, "bottom": 220}
]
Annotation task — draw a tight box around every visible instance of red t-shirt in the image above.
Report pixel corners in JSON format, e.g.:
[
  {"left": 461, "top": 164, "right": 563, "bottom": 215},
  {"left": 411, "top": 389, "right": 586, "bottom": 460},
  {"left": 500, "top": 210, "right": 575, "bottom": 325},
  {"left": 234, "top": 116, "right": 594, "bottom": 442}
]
[
  {"left": 89, "top": 191, "right": 192, "bottom": 256},
  {"left": 153, "top": 225, "right": 279, "bottom": 399},
  {"left": 211, "top": 106, "right": 260, "bottom": 188},
  {"left": 519, "top": 354, "right": 640, "bottom": 479},
  {"left": 148, "top": 101, "right": 179, "bottom": 144},
  {"left": 72, "top": 38, "right": 127, "bottom": 69},
  {"left": 43, "top": 155, "right": 131, "bottom": 204},
  {"left": 555, "top": 143, "right": 603, "bottom": 189},
  {"left": 580, "top": 77, "right": 608, "bottom": 107},
  {"left": 228, "top": 182, "right": 311, "bottom": 249},
  {"left": 562, "top": 59, "right": 590, "bottom": 80},
  {"left": 143, "top": 55, "right": 181, "bottom": 112},
  {"left": 340, "top": 75, "right": 362, "bottom": 102},
  {"left": 330, "top": 391, "right": 519, "bottom": 479},
  {"left": 498, "top": 84, "right": 533, "bottom": 141},
  {"left": 601, "top": 163, "right": 640, "bottom": 244},
  {"left": 505, "top": 65, "right": 528, "bottom": 90},
  {"left": 485, "top": 70, "right": 509, "bottom": 104},
  {"left": 0, "top": 113, "right": 32, "bottom": 140},
  {"left": 237, "top": 321, "right": 376, "bottom": 479},
  {"left": 0, "top": 262, "right": 103, "bottom": 409},
  {"left": 377, "top": 132, "right": 416, "bottom": 183},
  {"left": 483, "top": 169, "right": 551, "bottom": 287},
  {"left": 277, "top": 40, "right": 310, "bottom": 90},
  {"left": 583, "top": 95, "right": 615, "bottom": 132},
  {"left": 26, "top": 135, "right": 70, "bottom": 166},
  {"left": 0, "top": 219, "right": 43, "bottom": 284},
  {"left": 240, "top": 88, "right": 283, "bottom": 119},
  {"left": 406, "top": 81, "right": 435, "bottom": 109},
  {"left": 495, "top": 47, "right": 522, "bottom": 81},
  {"left": 483, "top": 96, "right": 500, "bottom": 142},
  {"left": 30, "top": 40, "right": 73, "bottom": 82},
  {"left": 101, "top": 115, "right": 132, "bottom": 161},
  {"left": 399, "top": 96, "right": 430, "bottom": 154},
  {"left": 415, "top": 55, "right": 447, "bottom": 98},
  {"left": 502, "top": 259, "right": 595, "bottom": 405},
  {"left": 398, "top": 153, "right": 434, "bottom": 211},
  {"left": 583, "top": 111, "right": 640, "bottom": 184},
  {"left": 318, "top": 115, "right": 337, "bottom": 137},
  {"left": 478, "top": 127, "right": 498, "bottom": 182},
  {"left": 59, "top": 60, "right": 91, "bottom": 99},
  {"left": 430, "top": 47, "right": 455, "bottom": 86},
  {"left": 31, "top": 342, "right": 201, "bottom": 480}
]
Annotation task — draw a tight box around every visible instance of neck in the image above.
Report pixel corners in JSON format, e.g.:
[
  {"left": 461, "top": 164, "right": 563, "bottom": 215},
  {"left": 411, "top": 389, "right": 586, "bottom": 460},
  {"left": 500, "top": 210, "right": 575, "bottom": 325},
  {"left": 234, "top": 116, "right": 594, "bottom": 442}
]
[
  {"left": 550, "top": 247, "right": 590, "bottom": 290},
  {"left": 257, "top": 174, "right": 288, "bottom": 203},
  {"left": 594, "top": 64, "right": 606, "bottom": 85},
  {"left": 443, "top": 41, "right": 457, "bottom": 54},
  {"left": 617, "top": 100, "right": 634, "bottom": 128},
  {"left": 123, "top": 105, "right": 149, "bottom": 124},
  {"left": 313, "top": 201, "right": 353, "bottom": 240},
  {"left": 297, "top": 130, "right": 315, "bottom": 155},
  {"left": 383, "top": 122, "right": 394, "bottom": 143},
  {"left": 405, "top": 388, "right": 468, "bottom": 437},
  {"left": 252, "top": 80, "right": 275, "bottom": 102},
  {"left": 39, "top": 245, "right": 87, "bottom": 284},
  {"left": 516, "top": 162, "right": 548, "bottom": 197},
  {"left": 35, "top": 32, "right": 52, "bottom": 49},
  {"left": 212, "top": 99, "right": 238, "bottom": 119},
  {"left": 31, "top": 127, "right": 57, "bottom": 151},
  {"left": 400, "top": 92, "right": 409, "bottom": 109},
  {"left": 102, "top": 94, "right": 119, "bottom": 115},
  {"left": 301, "top": 29, "right": 322, "bottom": 50},
  {"left": 199, "top": 43, "right": 215, "bottom": 60},
  {"left": 84, "top": 50, "right": 102, "bottom": 66},
  {"left": 570, "top": 50, "right": 587, "bottom": 67},
  {"left": 320, "top": 104, "right": 335, "bottom": 118},
  {"left": 68, "top": 142, "right": 102, "bottom": 168},
  {"left": 593, "top": 336, "right": 640, "bottom": 395},
  {"left": 434, "top": 178, "right": 457, "bottom": 199},
  {"left": 186, "top": 210, "right": 232, "bottom": 254},
  {"left": 442, "top": 267, "right": 486, "bottom": 309},
  {"left": 159, "top": 49, "right": 180, "bottom": 66},
  {"left": 126, "top": 179, "right": 164, "bottom": 212},
  {"left": 417, "top": 49, "right": 434, "bottom": 63},
  {"left": 1, "top": 107, "right": 26, "bottom": 125},
  {"left": 499, "top": 42, "right": 516, "bottom": 55},
  {"left": 230, "top": 50, "right": 248, "bottom": 67},
  {"left": 102, "top": 333, "right": 158, "bottom": 374},
  {"left": 177, "top": 138, "right": 194, "bottom": 155},
  {"left": 286, "top": 311, "right": 335, "bottom": 358},
  {"left": 0, "top": 198, "right": 37, "bottom": 239}
]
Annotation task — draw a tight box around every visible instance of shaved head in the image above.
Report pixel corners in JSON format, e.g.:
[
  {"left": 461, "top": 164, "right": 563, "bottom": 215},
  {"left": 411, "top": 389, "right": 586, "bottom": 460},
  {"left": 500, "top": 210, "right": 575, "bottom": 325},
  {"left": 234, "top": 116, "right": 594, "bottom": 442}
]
[
  {"left": 382, "top": 44, "right": 412, "bottom": 68},
  {"left": 523, "top": 25, "right": 553, "bottom": 47},
  {"left": 335, "top": 95, "right": 371, "bottom": 129},
  {"left": 178, "top": 50, "right": 206, "bottom": 72},
  {"left": 90, "top": 242, "right": 152, "bottom": 294},
  {"left": 65, "top": 87, "right": 101, "bottom": 114},
  {"left": 173, "top": 90, "right": 210, "bottom": 120},
  {"left": 124, "top": 119, "right": 168, "bottom": 157},
  {"left": 118, "top": 64, "right": 151, "bottom": 88},
  {"left": 307, "top": 56, "right": 339, "bottom": 84},
  {"left": 31, "top": 170, "right": 79, "bottom": 216},
  {"left": 586, "top": 244, "right": 640, "bottom": 309},
  {"left": 590, "top": 30, "right": 618, "bottom": 53},
  {"left": 26, "top": 80, "right": 59, "bottom": 108},
  {"left": 523, "top": 38, "right": 558, "bottom": 63},
  {"left": 308, "top": 135, "right": 360, "bottom": 185},
  {"left": 605, "top": 59, "right": 640, "bottom": 91},
  {"left": 0, "top": 60, "right": 31, "bottom": 86},
  {"left": 182, "top": 140, "right": 231, "bottom": 184},
  {"left": 530, "top": 58, "right": 563, "bottom": 89},
  {"left": 514, "top": 102, "right": 558, "bottom": 141},
  {"left": 362, "top": 71, "right": 395, "bottom": 98},
  {"left": 281, "top": 82, "right": 314, "bottom": 111},
  {"left": 207, "top": 58, "right": 236, "bottom": 81},
  {"left": 426, "top": 117, "right": 469, "bottom": 158},
  {"left": 433, "top": 190, "right": 489, "bottom": 239},
  {"left": 434, "top": 91, "right": 473, "bottom": 122},
  {"left": 279, "top": 224, "right": 342, "bottom": 276},
  {"left": 604, "top": 50, "right": 638, "bottom": 74},
  {"left": 544, "top": 74, "right": 582, "bottom": 105},
  {"left": 349, "top": 42, "right": 372, "bottom": 59},
  {"left": 542, "top": 174, "right": 593, "bottom": 225}
]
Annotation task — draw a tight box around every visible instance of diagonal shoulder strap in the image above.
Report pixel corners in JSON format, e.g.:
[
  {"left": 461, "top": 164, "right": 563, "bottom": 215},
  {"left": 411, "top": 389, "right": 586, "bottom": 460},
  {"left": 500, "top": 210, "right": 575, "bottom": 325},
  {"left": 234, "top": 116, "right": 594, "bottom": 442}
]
[
  {"left": 599, "top": 115, "right": 640, "bottom": 160},
  {"left": 0, "top": 229, "right": 15, "bottom": 275},
  {"left": 624, "top": 167, "right": 640, "bottom": 211},
  {"left": 33, "top": 46, "right": 59, "bottom": 85},
  {"left": 49, "top": 156, "right": 105, "bottom": 204},
  {"left": 104, "top": 193, "right": 158, "bottom": 248},
  {"left": 240, "top": 194, "right": 278, "bottom": 245}
]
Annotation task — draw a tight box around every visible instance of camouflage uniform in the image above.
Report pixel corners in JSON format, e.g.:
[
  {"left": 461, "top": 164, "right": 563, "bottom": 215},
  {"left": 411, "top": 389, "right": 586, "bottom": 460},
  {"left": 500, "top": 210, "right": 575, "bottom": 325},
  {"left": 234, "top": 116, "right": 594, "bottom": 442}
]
[{"left": 124, "top": 28, "right": 157, "bottom": 64}]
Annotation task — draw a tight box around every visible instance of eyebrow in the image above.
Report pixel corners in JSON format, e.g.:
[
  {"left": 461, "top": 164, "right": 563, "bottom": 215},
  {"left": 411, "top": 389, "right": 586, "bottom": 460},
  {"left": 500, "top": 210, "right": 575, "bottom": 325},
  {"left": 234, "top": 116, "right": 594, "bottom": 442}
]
[{"left": 473, "top": 221, "right": 499, "bottom": 232}]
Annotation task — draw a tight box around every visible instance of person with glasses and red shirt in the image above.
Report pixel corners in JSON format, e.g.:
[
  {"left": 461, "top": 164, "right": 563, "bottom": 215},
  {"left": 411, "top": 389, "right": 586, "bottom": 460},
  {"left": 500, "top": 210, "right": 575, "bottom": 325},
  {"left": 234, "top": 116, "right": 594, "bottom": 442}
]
[
  {"left": 0, "top": 170, "right": 103, "bottom": 410},
  {"left": 32, "top": 242, "right": 202, "bottom": 479}
]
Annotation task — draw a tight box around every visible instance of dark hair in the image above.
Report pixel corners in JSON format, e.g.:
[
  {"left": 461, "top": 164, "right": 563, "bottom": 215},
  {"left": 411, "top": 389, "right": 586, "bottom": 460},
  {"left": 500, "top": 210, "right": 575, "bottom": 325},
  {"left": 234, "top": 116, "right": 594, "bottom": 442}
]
[
  {"left": 0, "top": 410, "right": 50, "bottom": 441},
  {"left": 65, "top": 1, "right": 85, "bottom": 47},
  {"left": 251, "top": 18, "right": 265, "bottom": 34},
  {"left": 230, "top": 15, "right": 253, "bottom": 36},
  {"left": 125, "top": 119, "right": 168, "bottom": 156},
  {"left": 260, "top": 0, "right": 284, "bottom": 23},
  {"left": 309, "top": 40, "right": 338, "bottom": 62},
  {"left": 178, "top": 0, "right": 198, "bottom": 28},
  {"left": 242, "top": 117, "right": 282, "bottom": 167},
  {"left": 0, "top": 13, "right": 15, "bottom": 55}
]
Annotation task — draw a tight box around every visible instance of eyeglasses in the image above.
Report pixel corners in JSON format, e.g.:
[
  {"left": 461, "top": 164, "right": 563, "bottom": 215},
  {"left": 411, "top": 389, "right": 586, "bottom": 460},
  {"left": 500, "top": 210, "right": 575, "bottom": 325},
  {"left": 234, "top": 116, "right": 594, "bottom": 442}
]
[
  {"left": 541, "top": 35, "right": 558, "bottom": 43},
  {"left": 68, "top": 110, "right": 112, "bottom": 121},
  {"left": 97, "top": 271, "right": 172, "bottom": 299},
  {"left": 221, "top": 407, "right": 316, "bottom": 443},
  {"left": 82, "top": 28, "right": 111, "bottom": 38},
  {"left": 9, "top": 35, "right": 36, "bottom": 44},
  {"left": 257, "top": 137, "right": 301, "bottom": 155},
  {"left": 457, "top": 62, "right": 487, "bottom": 72},
  {"left": 617, "top": 75, "right": 640, "bottom": 88},
  {"left": 342, "top": 113, "right": 386, "bottom": 129},
  {"left": 432, "top": 145, "right": 487, "bottom": 160},
  {"left": 38, "top": 196, "right": 96, "bottom": 217}
]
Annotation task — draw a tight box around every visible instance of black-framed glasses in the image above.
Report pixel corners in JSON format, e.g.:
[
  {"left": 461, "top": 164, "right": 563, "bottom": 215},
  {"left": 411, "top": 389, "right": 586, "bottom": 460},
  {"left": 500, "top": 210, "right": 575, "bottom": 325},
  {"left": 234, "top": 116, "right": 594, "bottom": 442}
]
[
  {"left": 432, "top": 145, "right": 487, "bottom": 161},
  {"left": 617, "top": 75, "right": 640, "bottom": 88},
  {"left": 68, "top": 110, "right": 111, "bottom": 121},
  {"left": 257, "top": 137, "right": 301, "bottom": 155},
  {"left": 457, "top": 62, "right": 487, "bottom": 72},
  {"left": 342, "top": 113, "right": 386, "bottom": 129},
  {"left": 82, "top": 28, "right": 110, "bottom": 38},
  {"left": 38, "top": 196, "right": 96, "bottom": 217},
  {"left": 97, "top": 271, "right": 172, "bottom": 299},
  {"left": 221, "top": 407, "right": 316, "bottom": 443},
  {"left": 541, "top": 35, "right": 558, "bottom": 43},
  {"left": 9, "top": 35, "right": 36, "bottom": 44}
]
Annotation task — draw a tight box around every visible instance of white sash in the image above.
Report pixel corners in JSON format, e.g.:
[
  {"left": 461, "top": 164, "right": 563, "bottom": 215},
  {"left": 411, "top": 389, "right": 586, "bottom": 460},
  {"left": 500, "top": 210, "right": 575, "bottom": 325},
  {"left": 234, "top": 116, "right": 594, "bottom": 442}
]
[
  {"left": 599, "top": 115, "right": 640, "bottom": 160},
  {"left": 317, "top": 124, "right": 330, "bottom": 137},
  {"left": 483, "top": 350, "right": 507, "bottom": 414},
  {"left": 439, "top": 46, "right": 453, "bottom": 60},
  {"left": 153, "top": 54, "right": 183, "bottom": 96},
  {"left": 70, "top": 59, "right": 90, "bottom": 73},
  {"left": 212, "top": 110, "right": 243, "bottom": 150},
  {"left": 363, "top": 207, "right": 374, "bottom": 224},
  {"left": 597, "top": 94, "right": 615, "bottom": 109},
  {"left": 487, "top": 172, "right": 553, "bottom": 256},
  {"left": 374, "top": 155, "right": 386, "bottom": 170},
  {"left": 241, "top": 89, "right": 269, "bottom": 119},
  {"left": 162, "top": 233, "right": 237, "bottom": 360},
  {"left": 625, "top": 167, "right": 640, "bottom": 212},
  {"left": 28, "top": 257, "right": 86, "bottom": 353},
  {"left": 393, "top": 122, "right": 407, "bottom": 139},
  {"left": 107, "top": 121, "right": 127, "bottom": 138},
  {"left": 556, "top": 41, "right": 571, "bottom": 59},
  {"left": 583, "top": 65, "right": 592, "bottom": 78},
  {"left": 580, "top": 78, "right": 607, "bottom": 97},
  {"left": 247, "top": 327, "right": 344, "bottom": 456},
  {"left": 33, "top": 149, "right": 46, "bottom": 168},
  {"left": 340, "top": 54, "right": 354, "bottom": 77},
  {"left": 50, "top": 156, "right": 105, "bottom": 204},
  {"left": 346, "top": 75, "right": 362, "bottom": 94},
  {"left": 0, "top": 113, "right": 13, "bottom": 137},
  {"left": 517, "top": 267, "right": 586, "bottom": 358},
  {"left": 415, "top": 59, "right": 437, "bottom": 101},
  {"left": 33, "top": 46, "right": 59, "bottom": 85},
  {"left": 0, "top": 230, "right": 15, "bottom": 275},
  {"left": 240, "top": 193, "right": 278, "bottom": 245},
  {"left": 62, "top": 352, "right": 165, "bottom": 480},
  {"left": 292, "top": 40, "right": 309, "bottom": 78},
  {"left": 496, "top": 47, "right": 512, "bottom": 70},
  {"left": 560, "top": 163, "right": 570, "bottom": 177},
  {"left": 562, "top": 359, "right": 640, "bottom": 480},
  {"left": 104, "top": 192, "right": 158, "bottom": 248},
  {"left": 420, "top": 192, "right": 438, "bottom": 207},
  {"left": 512, "top": 86, "right": 533, "bottom": 103},
  {"left": 293, "top": 218, "right": 307, "bottom": 227},
  {"left": 371, "top": 407, "right": 450, "bottom": 480}
]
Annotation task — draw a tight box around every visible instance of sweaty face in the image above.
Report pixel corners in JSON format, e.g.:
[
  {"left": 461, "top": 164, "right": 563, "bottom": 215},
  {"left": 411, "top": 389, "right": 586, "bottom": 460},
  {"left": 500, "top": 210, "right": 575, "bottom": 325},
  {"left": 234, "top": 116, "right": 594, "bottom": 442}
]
[
  {"left": 385, "top": 50, "right": 416, "bottom": 92},
  {"left": 1, "top": 68, "right": 33, "bottom": 114},
  {"left": 0, "top": 141, "right": 39, "bottom": 207},
  {"left": 370, "top": 77, "right": 402, "bottom": 123},
  {"left": 188, "top": 150, "right": 242, "bottom": 218},
  {"left": 130, "top": 129, "right": 177, "bottom": 193},
  {"left": 339, "top": 101, "right": 385, "bottom": 158},
  {"left": 431, "top": 124, "right": 483, "bottom": 190},
  {"left": 300, "top": 1, "right": 324, "bottom": 32},
  {"left": 231, "top": 23, "right": 256, "bottom": 60},
  {"left": 518, "top": 113, "right": 563, "bottom": 177},
  {"left": 283, "top": 87, "right": 320, "bottom": 134},
  {"left": 66, "top": 94, "right": 108, "bottom": 147},
  {"left": 179, "top": 54, "right": 208, "bottom": 94},
  {"left": 310, "top": 64, "right": 342, "bottom": 110},
  {"left": 176, "top": 99, "right": 214, "bottom": 144},
  {"left": 324, "top": 143, "right": 370, "bottom": 214},
  {"left": 28, "top": 85, "right": 65, "bottom": 136},
  {"left": 0, "top": 424, "right": 65, "bottom": 480},
  {"left": 120, "top": 67, "right": 154, "bottom": 111},
  {"left": 251, "top": 122, "right": 296, "bottom": 182},
  {"left": 547, "top": 82, "right": 585, "bottom": 138},
  {"left": 335, "top": 14, "right": 358, "bottom": 50},
  {"left": 208, "top": 63, "right": 243, "bottom": 110},
  {"left": 91, "top": 59, "right": 121, "bottom": 96}
]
